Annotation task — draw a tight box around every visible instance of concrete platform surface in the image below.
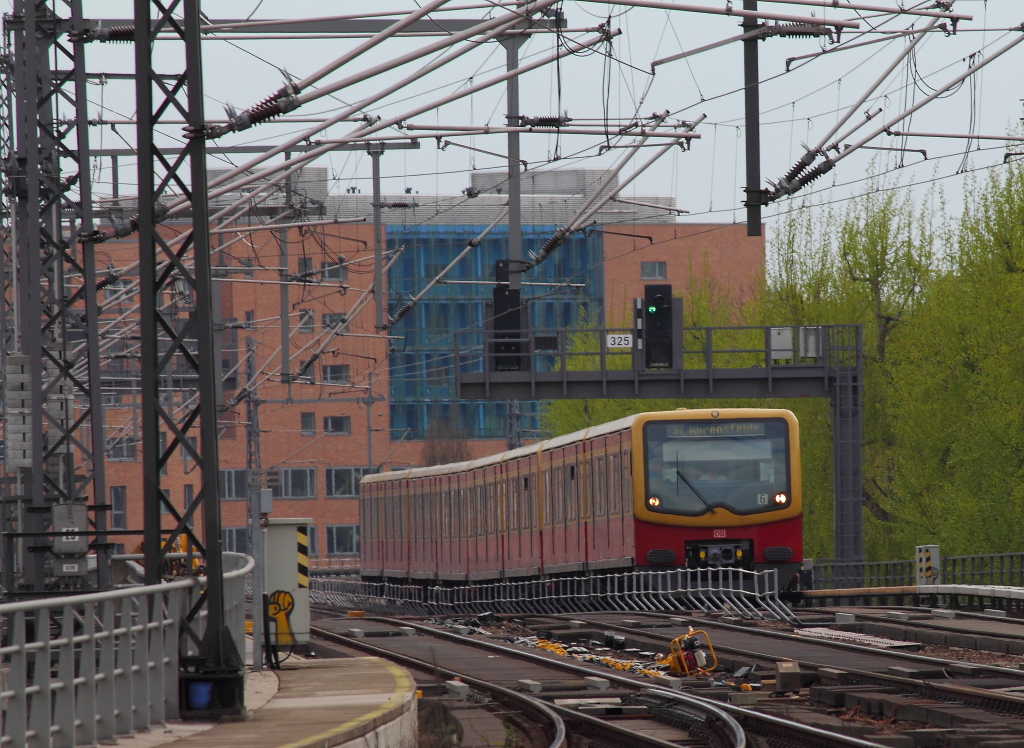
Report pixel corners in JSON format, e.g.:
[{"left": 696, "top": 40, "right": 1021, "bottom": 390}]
[{"left": 171, "top": 657, "right": 416, "bottom": 748}]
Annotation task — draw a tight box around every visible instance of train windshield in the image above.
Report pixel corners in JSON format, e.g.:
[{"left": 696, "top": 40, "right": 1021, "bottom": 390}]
[{"left": 643, "top": 419, "right": 790, "bottom": 516}]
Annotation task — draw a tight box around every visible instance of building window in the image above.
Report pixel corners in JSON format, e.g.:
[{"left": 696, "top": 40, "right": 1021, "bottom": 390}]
[
  {"left": 222, "top": 527, "right": 248, "bottom": 554},
  {"left": 640, "top": 261, "right": 667, "bottom": 280},
  {"left": 107, "top": 435, "right": 137, "bottom": 461},
  {"left": 322, "top": 259, "right": 347, "bottom": 282},
  {"left": 181, "top": 435, "right": 197, "bottom": 468},
  {"left": 273, "top": 467, "right": 316, "bottom": 499},
  {"left": 300, "top": 412, "right": 315, "bottom": 435},
  {"left": 244, "top": 309, "right": 255, "bottom": 329},
  {"left": 326, "top": 524, "right": 359, "bottom": 555},
  {"left": 307, "top": 525, "right": 318, "bottom": 557},
  {"left": 322, "top": 312, "right": 345, "bottom": 332},
  {"left": 325, "top": 466, "right": 369, "bottom": 498},
  {"left": 183, "top": 484, "right": 194, "bottom": 528},
  {"left": 324, "top": 416, "right": 351, "bottom": 435},
  {"left": 102, "top": 392, "right": 121, "bottom": 406},
  {"left": 160, "top": 488, "right": 172, "bottom": 515},
  {"left": 322, "top": 364, "right": 349, "bottom": 384},
  {"left": 103, "top": 277, "right": 134, "bottom": 302},
  {"left": 297, "top": 309, "right": 314, "bottom": 333},
  {"left": 297, "top": 256, "right": 313, "bottom": 280},
  {"left": 110, "top": 486, "right": 127, "bottom": 530},
  {"left": 158, "top": 432, "right": 167, "bottom": 475},
  {"left": 219, "top": 469, "right": 248, "bottom": 500}
]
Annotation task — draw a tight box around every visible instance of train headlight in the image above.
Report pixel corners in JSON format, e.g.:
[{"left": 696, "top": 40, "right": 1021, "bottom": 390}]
[
  {"left": 774, "top": 493, "right": 787, "bottom": 504},
  {"left": 699, "top": 551, "right": 706, "bottom": 559},
  {"left": 648, "top": 496, "right": 661, "bottom": 507},
  {"left": 736, "top": 550, "right": 743, "bottom": 558}
]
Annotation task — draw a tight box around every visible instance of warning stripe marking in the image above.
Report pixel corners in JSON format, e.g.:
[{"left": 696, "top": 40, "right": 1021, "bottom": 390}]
[{"left": 297, "top": 526, "right": 309, "bottom": 588}]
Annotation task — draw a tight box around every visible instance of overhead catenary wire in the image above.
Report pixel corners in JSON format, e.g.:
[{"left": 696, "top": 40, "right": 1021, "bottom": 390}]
[
  {"left": 388, "top": 208, "right": 508, "bottom": 327},
  {"left": 771, "top": 27, "right": 1024, "bottom": 201},
  {"left": 523, "top": 112, "right": 705, "bottom": 270},
  {"left": 192, "top": 28, "right": 619, "bottom": 230}
]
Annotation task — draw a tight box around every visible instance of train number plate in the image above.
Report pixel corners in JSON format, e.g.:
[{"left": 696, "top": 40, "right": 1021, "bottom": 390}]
[
  {"left": 606, "top": 334, "right": 633, "bottom": 349},
  {"left": 713, "top": 529, "right": 726, "bottom": 538}
]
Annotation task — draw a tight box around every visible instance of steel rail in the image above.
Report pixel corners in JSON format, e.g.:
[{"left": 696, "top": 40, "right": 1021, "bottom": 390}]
[
  {"left": 311, "top": 620, "right": 743, "bottom": 748},
  {"left": 563, "top": 611, "right": 1024, "bottom": 679},
  {"left": 560, "top": 613, "right": 1024, "bottom": 716},
  {"left": 354, "top": 615, "right": 889, "bottom": 747},
  {"left": 310, "top": 624, "right": 568, "bottom": 748}
]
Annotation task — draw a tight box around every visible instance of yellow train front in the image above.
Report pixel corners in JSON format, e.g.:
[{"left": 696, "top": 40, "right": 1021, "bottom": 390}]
[{"left": 359, "top": 408, "right": 802, "bottom": 585}]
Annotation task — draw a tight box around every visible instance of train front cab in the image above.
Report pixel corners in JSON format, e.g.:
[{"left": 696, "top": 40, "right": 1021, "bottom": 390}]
[{"left": 630, "top": 409, "right": 803, "bottom": 586}]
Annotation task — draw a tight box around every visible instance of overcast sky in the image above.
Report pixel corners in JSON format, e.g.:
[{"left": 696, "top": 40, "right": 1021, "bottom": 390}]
[{"left": 59, "top": 1, "right": 1024, "bottom": 236}]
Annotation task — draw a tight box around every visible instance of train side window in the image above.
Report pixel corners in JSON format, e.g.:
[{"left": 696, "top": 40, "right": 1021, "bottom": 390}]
[
  {"left": 623, "top": 448, "right": 632, "bottom": 510},
  {"left": 491, "top": 475, "right": 499, "bottom": 532},
  {"left": 507, "top": 477, "right": 517, "bottom": 531},
  {"left": 428, "top": 483, "right": 436, "bottom": 540},
  {"left": 552, "top": 466, "right": 564, "bottom": 523},
  {"left": 542, "top": 469, "right": 551, "bottom": 526},
  {"left": 584, "top": 458, "right": 593, "bottom": 520},
  {"left": 458, "top": 488, "right": 465, "bottom": 539},
  {"left": 594, "top": 456, "right": 606, "bottom": 517},
  {"left": 567, "top": 463, "right": 578, "bottom": 521},
  {"left": 475, "top": 483, "right": 483, "bottom": 536},
  {"left": 609, "top": 454, "right": 621, "bottom": 514},
  {"left": 526, "top": 474, "right": 535, "bottom": 529}
]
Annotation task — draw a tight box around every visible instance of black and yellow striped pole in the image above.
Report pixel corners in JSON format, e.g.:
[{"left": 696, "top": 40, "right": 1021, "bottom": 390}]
[{"left": 297, "top": 525, "right": 309, "bottom": 589}]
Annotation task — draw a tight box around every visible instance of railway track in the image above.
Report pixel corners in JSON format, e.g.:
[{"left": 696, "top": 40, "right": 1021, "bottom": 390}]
[
  {"left": 535, "top": 611, "right": 1024, "bottom": 740},
  {"left": 309, "top": 608, "right": 888, "bottom": 748}
]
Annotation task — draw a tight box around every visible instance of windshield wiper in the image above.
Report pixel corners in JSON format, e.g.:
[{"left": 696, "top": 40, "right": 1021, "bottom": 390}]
[{"left": 676, "top": 468, "right": 716, "bottom": 514}]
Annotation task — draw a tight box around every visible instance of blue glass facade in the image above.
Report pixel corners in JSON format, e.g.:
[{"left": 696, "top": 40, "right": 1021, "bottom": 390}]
[{"left": 387, "top": 224, "right": 604, "bottom": 440}]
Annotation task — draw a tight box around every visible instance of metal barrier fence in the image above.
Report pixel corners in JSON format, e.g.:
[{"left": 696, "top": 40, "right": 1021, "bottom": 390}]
[
  {"left": 0, "top": 552, "right": 253, "bottom": 747},
  {"left": 310, "top": 568, "right": 796, "bottom": 622},
  {"left": 812, "top": 552, "right": 1024, "bottom": 590},
  {"left": 812, "top": 559, "right": 915, "bottom": 590},
  {"left": 942, "top": 552, "right": 1024, "bottom": 587}
]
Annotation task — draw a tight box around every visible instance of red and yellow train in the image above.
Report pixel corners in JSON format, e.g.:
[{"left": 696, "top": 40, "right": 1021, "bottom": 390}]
[{"left": 359, "top": 408, "right": 803, "bottom": 584}]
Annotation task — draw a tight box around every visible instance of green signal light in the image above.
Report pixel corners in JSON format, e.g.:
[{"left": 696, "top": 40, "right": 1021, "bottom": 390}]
[{"left": 647, "top": 305, "right": 657, "bottom": 313}]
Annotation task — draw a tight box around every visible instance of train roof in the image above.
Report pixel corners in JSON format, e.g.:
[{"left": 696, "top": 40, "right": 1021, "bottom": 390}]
[{"left": 361, "top": 411, "right": 642, "bottom": 485}]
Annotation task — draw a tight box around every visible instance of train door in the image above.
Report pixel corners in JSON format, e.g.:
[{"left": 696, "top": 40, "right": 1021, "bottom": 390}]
[
  {"left": 440, "top": 474, "right": 452, "bottom": 576},
  {"left": 540, "top": 452, "right": 551, "bottom": 574},
  {"left": 466, "top": 472, "right": 477, "bottom": 575},
  {"left": 485, "top": 464, "right": 500, "bottom": 576},
  {"left": 607, "top": 433, "right": 625, "bottom": 560},
  {"left": 549, "top": 452, "right": 566, "bottom": 568},
  {"left": 359, "top": 484, "right": 373, "bottom": 571},
  {"left": 403, "top": 475, "right": 411, "bottom": 573},
  {"left": 456, "top": 475, "right": 467, "bottom": 577},
  {"left": 523, "top": 456, "right": 538, "bottom": 570},
  {"left": 428, "top": 473, "right": 440, "bottom": 577},
  {"left": 622, "top": 439, "right": 637, "bottom": 563},
  {"left": 502, "top": 460, "right": 516, "bottom": 570},
  {"left": 589, "top": 439, "right": 610, "bottom": 562},
  {"left": 565, "top": 442, "right": 583, "bottom": 566}
]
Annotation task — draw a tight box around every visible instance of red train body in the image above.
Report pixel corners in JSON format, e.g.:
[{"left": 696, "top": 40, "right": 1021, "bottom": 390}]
[{"left": 360, "top": 409, "right": 803, "bottom": 584}]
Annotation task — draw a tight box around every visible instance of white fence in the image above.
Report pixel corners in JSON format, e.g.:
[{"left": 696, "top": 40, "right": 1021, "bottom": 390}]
[
  {"left": 0, "top": 552, "right": 253, "bottom": 747},
  {"left": 311, "top": 567, "right": 795, "bottom": 622}
]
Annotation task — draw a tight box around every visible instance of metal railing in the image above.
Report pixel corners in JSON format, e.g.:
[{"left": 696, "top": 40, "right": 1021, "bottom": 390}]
[
  {"left": 812, "top": 559, "right": 915, "bottom": 590},
  {"left": 812, "top": 552, "right": 1024, "bottom": 590},
  {"left": 942, "top": 552, "right": 1024, "bottom": 587},
  {"left": 454, "top": 324, "right": 860, "bottom": 397},
  {"left": 311, "top": 568, "right": 795, "bottom": 622},
  {"left": 0, "top": 552, "right": 253, "bottom": 747}
]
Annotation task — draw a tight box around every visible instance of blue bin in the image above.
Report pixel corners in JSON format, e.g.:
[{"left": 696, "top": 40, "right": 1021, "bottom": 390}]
[{"left": 187, "top": 681, "right": 214, "bottom": 710}]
